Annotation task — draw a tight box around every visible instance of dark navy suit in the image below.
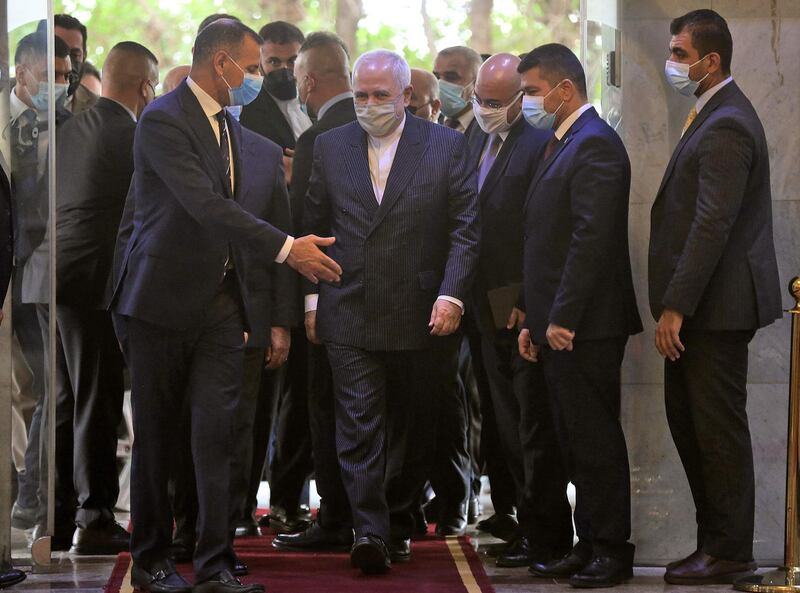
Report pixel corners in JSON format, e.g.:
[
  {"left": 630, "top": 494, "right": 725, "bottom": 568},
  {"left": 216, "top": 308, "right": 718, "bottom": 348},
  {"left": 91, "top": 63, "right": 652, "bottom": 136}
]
[
  {"left": 472, "top": 118, "right": 574, "bottom": 556},
  {"left": 112, "top": 81, "right": 293, "bottom": 579},
  {"left": 523, "top": 107, "right": 641, "bottom": 562},
  {"left": 303, "top": 114, "right": 479, "bottom": 542},
  {"left": 649, "top": 81, "right": 781, "bottom": 561}
]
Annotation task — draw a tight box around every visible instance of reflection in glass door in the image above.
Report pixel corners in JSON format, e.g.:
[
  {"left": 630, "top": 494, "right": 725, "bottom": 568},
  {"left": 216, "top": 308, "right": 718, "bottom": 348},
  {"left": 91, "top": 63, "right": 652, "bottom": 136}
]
[{"left": 581, "top": 0, "right": 621, "bottom": 131}]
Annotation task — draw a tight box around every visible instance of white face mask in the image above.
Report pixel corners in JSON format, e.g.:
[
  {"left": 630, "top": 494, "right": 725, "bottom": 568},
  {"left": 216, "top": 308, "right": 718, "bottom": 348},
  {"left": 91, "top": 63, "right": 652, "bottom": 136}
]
[
  {"left": 472, "top": 93, "right": 522, "bottom": 135},
  {"left": 664, "top": 56, "right": 710, "bottom": 97},
  {"left": 355, "top": 95, "right": 404, "bottom": 137}
]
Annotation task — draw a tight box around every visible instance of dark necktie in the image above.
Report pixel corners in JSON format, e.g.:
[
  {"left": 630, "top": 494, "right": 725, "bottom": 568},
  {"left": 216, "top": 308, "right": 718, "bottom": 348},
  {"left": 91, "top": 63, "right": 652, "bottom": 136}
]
[
  {"left": 215, "top": 110, "right": 234, "bottom": 275},
  {"left": 478, "top": 134, "right": 503, "bottom": 191},
  {"left": 215, "top": 110, "right": 232, "bottom": 190},
  {"left": 544, "top": 135, "right": 560, "bottom": 161}
]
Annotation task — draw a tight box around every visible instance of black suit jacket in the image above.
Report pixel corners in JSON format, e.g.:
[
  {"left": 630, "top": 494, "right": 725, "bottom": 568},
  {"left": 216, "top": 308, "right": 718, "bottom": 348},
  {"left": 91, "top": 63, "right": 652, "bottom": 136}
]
[
  {"left": 470, "top": 118, "right": 551, "bottom": 334},
  {"left": 303, "top": 115, "right": 480, "bottom": 351},
  {"left": 648, "top": 81, "right": 781, "bottom": 330},
  {"left": 112, "top": 81, "right": 295, "bottom": 347},
  {"left": 523, "top": 107, "right": 642, "bottom": 345},
  {"left": 55, "top": 98, "right": 136, "bottom": 309},
  {"left": 290, "top": 97, "right": 357, "bottom": 232},
  {"left": 239, "top": 87, "right": 296, "bottom": 150}
]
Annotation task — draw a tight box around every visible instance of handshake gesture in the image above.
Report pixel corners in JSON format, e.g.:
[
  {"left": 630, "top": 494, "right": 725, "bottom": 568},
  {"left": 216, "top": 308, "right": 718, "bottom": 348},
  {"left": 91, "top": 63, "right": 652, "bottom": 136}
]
[{"left": 287, "top": 235, "right": 342, "bottom": 284}]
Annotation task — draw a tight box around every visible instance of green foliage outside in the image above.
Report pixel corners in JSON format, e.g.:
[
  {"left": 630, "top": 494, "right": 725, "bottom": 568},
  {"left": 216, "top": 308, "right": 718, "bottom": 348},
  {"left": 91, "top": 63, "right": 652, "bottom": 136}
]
[{"left": 53, "top": 0, "right": 579, "bottom": 80}]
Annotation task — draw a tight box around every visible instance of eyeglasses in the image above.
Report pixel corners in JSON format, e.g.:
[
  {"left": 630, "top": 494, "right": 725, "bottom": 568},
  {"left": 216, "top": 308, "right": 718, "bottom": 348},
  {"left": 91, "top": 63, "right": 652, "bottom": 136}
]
[
  {"left": 471, "top": 90, "right": 522, "bottom": 110},
  {"left": 146, "top": 80, "right": 157, "bottom": 95}
]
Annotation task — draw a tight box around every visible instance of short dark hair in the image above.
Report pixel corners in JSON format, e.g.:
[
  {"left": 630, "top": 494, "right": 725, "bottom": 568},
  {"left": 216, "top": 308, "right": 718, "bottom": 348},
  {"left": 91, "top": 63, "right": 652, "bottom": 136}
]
[
  {"left": 15, "top": 31, "right": 69, "bottom": 65},
  {"left": 42, "top": 14, "right": 89, "bottom": 58},
  {"left": 197, "top": 13, "right": 241, "bottom": 36},
  {"left": 518, "top": 43, "right": 587, "bottom": 98},
  {"left": 670, "top": 9, "right": 732, "bottom": 74},
  {"left": 79, "top": 60, "right": 101, "bottom": 81},
  {"left": 259, "top": 21, "right": 304, "bottom": 45},
  {"left": 109, "top": 41, "right": 159, "bottom": 66},
  {"left": 193, "top": 19, "right": 262, "bottom": 64},
  {"left": 299, "top": 31, "right": 349, "bottom": 59}
]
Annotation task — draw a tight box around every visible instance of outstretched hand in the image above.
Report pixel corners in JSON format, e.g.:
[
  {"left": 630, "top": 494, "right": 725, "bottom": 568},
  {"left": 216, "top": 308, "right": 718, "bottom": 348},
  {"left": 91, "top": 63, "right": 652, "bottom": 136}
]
[{"left": 287, "top": 235, "right": 342, "bottom": 284}]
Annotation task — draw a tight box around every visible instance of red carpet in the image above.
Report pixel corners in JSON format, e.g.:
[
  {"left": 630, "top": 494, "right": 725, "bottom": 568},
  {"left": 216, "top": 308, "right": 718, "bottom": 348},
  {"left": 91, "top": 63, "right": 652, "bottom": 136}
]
[{"left": 106, "top": 530, "right": 495, "bottom": 593}]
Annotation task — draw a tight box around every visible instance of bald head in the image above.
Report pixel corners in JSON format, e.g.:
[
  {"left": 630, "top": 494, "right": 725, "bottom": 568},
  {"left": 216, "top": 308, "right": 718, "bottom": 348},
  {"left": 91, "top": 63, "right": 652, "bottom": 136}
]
[
  {"left": 410, "top": 68, "right": 440, "bottom": 122},
  {"left": 162, "top": 65, "right": 190, "bottom": 94},
  {"left": 475, "top": 53, "right": 521, "bottom": 102},
  {"left": 294, "top": 31, "right": 351, "bottom": 118}
]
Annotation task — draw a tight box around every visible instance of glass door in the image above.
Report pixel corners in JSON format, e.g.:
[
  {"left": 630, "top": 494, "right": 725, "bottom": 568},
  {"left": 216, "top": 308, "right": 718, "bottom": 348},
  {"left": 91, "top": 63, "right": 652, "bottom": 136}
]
[{"left": 580, "top": 0, "right": 621, "bottom": 130}]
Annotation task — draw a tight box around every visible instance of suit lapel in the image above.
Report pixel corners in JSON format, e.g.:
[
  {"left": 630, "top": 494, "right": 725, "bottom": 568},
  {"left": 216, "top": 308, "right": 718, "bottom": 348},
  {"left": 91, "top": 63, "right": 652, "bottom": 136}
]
[
  {"left": 343, "top": 125, "right": 380, "bottom": 216},
  {"left": 263, "top": 92, "right": 295, "bottom": 146},
  {"left": 478, "top": 120, "right": 524, "bottom": 201},
  {"left": 524, "top": 108, "right": 597, "bottom": 211},
  {"left": 654, "top": 81, "right": 740, "bottom": 201},
  {"left": 368, "top": 116, "right": 427, "bottom": 236},
  {"left": 178, "top": 82, "right": 233, "bottom": 200}
]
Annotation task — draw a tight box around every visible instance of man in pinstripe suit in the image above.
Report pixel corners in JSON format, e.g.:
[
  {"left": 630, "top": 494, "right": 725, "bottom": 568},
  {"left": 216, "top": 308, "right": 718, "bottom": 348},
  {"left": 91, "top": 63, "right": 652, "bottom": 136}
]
[
  {"left": 303, "top": 49, "right": 480, "bottom": 574},
  {"left": 651, "top": 10, "right": 781, "bottom": 585}
]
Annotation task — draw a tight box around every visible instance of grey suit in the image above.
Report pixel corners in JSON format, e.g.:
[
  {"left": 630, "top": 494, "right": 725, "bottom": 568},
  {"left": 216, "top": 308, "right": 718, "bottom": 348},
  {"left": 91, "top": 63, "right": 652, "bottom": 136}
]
[
  {"left": 648, "top": 80, "right": 781, "bottom": 561},
  {"left": 303, "top": 114, "right": 480, "bottom": 541}
]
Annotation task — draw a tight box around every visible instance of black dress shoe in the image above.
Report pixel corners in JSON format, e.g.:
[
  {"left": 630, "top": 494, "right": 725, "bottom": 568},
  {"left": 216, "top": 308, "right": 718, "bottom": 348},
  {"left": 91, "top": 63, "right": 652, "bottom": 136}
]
[
  {"left": 435, "top": 515, "right": 466, "bottom": 537},
  {"left": 193, "top": 570, "right": 264, "bottom": 593},
  {"left": 467, "top": 496, "right": 482, "bottom": 525},
  {"left": 388, "top": 539, "right": 411, "bottom": 562},
  {"left": 232, "top": 556, "right": 248, "bottom": 577},
  {"left": 569, "top": 556, "right": 633, "bottom": 588},
  {"left": 10, "top": 502, "right": 37, "bottom": 530},
  {"left": 131, "top": 560, "right": 192, "bottom": 593},
  {"left": 272, "top": 521, "right": 353, "bottom": 551},
  {"left": 234, "top": 518, "right": 261, "bottom": 538},
  {"left": 529, "top": 548, "right": 591, "bottom": 578},
  {"left": 263, "top": 506, "right": 311, "bottom": 534},
  {"left": 475, "top": 513, "right": 518, "bottom": 542},
  {"left": 71, "top": 521, "right": 130, "bottom": 555},
  {"left": 168, "top": 540, "right": 194, "bottom": 564},
  {"left": 350, "top": 535, "right": 391, "bottom": 575},
  {"left": 663, "top": 551, "right": 756, "bottom": 585},
  {"left": 497, "top": 536, "right": 534, "bottom": 568},
  {"left": 0, "top": 568, "right": 26, "bottom": 589}
]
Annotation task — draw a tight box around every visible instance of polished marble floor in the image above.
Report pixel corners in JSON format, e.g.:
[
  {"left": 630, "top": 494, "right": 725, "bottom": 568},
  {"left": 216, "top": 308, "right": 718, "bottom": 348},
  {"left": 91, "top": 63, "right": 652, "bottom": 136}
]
[{"left": 4, "top": 485, "right": 763, "bottom": 593}]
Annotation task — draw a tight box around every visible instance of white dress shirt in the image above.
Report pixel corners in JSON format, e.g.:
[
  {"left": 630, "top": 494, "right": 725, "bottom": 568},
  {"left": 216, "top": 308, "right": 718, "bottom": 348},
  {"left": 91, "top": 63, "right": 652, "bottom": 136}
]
[
  {"left": 186, "top": 77, "right": 293, "bottom": 263},
  {"left": 10, "top": 87, "right": 48, "bottom": 178},
  {"left": 696, "top": 76, "right": 733, "bottom": 114},
  {"left": 306, "top": 113, "right": 464, "bottom": 313},
  {"left": 554, "top": 102, "right": 594, "bottom": 140},
  {"left": 449, "top": 107, "right": 476, "bottom": 133},
  {"left": 271, "top": 94, "right": 312, "bottom": 139}
]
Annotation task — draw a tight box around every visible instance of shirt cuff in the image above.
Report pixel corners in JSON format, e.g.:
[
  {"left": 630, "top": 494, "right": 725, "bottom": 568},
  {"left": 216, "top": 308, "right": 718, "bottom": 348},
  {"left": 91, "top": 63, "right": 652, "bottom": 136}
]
[
  {"left": 275, "top": 235, "right": 294, "bottom": 264},
  {"left": 304, "top": 294, "right": 319, "bottom": 313},
  {"left": 437, "top": 295, "right": 465, "bottom": 315}
]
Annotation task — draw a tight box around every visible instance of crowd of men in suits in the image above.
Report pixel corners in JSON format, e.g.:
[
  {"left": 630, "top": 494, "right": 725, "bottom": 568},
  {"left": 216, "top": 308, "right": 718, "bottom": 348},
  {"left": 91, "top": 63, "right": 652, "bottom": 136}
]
[{"left": 0, "top": 6, "right": 782, "bottom": 592}]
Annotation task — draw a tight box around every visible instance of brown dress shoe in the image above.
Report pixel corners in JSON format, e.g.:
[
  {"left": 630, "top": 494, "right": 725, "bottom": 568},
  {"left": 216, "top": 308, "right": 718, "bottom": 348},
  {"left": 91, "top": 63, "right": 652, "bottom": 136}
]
[
  {"left": 666, "top": 549, "right": 701, "bottom": 571},
  {"left": 664, "top": 551, "right": 756, "bottom": 585}
]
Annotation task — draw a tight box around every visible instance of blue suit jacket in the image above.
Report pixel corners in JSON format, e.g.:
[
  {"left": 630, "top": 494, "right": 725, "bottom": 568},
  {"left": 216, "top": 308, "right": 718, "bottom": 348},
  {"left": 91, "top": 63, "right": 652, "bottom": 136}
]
[
  {"left": 112, "top": 81, "right": 295, "bottom": 347},
  {"left": 303, "top": 114, "right": 480, "bottom": 351},
  {"left": 523, "top": 107, "right": 642, "bottom": 344}
]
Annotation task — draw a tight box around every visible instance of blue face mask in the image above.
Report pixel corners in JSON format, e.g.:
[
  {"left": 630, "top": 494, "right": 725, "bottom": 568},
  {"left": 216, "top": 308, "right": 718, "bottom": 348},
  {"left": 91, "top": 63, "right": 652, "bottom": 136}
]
[
  {"left": 521, "top": 84, "right": 564, "bottom": 130},
  {"left": 30, "top": 81, "right": 68, "bottom": 113},
  {"left": 222, "top": 54, "right": 264, "bottom": 107},
  {"left": 438, "top": 79, "right": 472, "bottom": 118},
  {"left": 664, "top": 56, "right": 710, "bottom": 97}
]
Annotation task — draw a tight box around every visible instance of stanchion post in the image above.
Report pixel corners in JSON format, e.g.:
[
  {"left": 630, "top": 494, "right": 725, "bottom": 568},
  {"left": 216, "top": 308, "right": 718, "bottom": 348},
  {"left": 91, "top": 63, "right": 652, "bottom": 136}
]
[{"left": 735, "top": 277, "right": 800, "bottom": 592}]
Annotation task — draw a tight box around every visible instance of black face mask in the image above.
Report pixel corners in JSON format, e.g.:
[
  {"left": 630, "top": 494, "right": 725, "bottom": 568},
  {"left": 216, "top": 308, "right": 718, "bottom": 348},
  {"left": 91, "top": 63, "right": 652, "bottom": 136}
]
[
  {"left": 67, "top": 61, "right": 82, "bottom": 97},
  {"left": 265, "top": 68, "right": 297, "bottom": 101}
]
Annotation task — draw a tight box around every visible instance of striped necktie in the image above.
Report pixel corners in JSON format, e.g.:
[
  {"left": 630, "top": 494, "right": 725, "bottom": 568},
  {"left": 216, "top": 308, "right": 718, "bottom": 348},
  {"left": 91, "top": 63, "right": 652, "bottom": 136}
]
[
  {"left": 215, "top": 110, "right": 232, "bottom": 190},
  {"left": 681, "top": 107, "right": 698, "bottom": 137}
]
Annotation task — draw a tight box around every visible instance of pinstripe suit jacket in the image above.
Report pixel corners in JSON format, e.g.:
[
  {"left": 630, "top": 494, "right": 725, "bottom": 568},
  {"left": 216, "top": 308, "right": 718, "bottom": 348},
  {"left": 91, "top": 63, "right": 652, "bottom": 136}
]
[
  {"left": 303, "top": 114, "right": 480, "bottom": 351},
  {"left": 648, "top": 81, "right": 781, "bottom": 330}
]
